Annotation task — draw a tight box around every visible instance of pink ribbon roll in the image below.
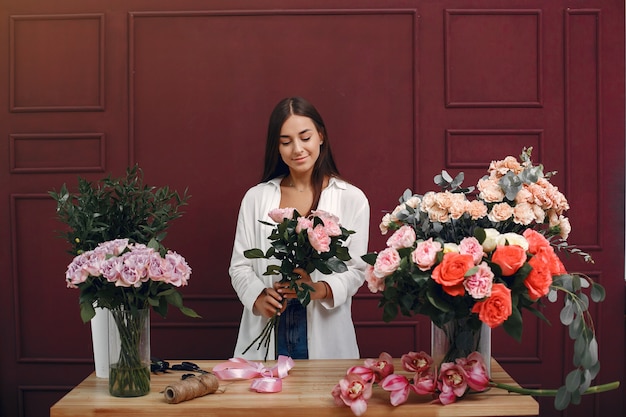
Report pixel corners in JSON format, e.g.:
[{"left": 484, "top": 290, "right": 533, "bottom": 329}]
[{"left": 212, "top": 355, "right": 294, "bottom": 393}]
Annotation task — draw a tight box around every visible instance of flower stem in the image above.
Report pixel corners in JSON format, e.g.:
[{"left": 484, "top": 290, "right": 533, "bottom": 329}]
[{"left": 490, "top": 381, "right": 620, "bottom": 396}]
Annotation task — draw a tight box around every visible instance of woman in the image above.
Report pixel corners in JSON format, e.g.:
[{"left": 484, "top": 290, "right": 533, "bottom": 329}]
[{"left": 229, "top": 96, "right": 370, "bottom": 359}]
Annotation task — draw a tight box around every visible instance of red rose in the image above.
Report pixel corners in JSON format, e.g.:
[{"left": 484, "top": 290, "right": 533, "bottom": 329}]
[
  {"left": 432, "top": 253, "right": 474, "bottom": 296},
  {"left": 471, "top": 283, "right": 513, "bottom": 328},
  {"left": 522, "top": 228, "right": 551, "bottom": 255},
  {"left": 525, "top": 248, "right": 557, "bottom": 299},
  {"left": 491, "top": 245, "right": 527, "bottom": 276}
]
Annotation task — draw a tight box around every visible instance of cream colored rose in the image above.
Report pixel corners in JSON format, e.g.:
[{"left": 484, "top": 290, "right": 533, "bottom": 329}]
[
  {"left": 496, "top": 232, "right": 529, "bottom": 251},
  {"left": 488, "top": 202, "right": 514, "bottom": 222},
  {"left": 443, "top": 242, "right": 460, "bottom": 253},
  {"left": 481, "top": 228, "right": 500, "bottom": 253}
]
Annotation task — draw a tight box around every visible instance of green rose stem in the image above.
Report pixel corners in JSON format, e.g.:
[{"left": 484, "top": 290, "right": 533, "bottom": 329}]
[
  {"left": 109, "top": 307, "right": 150, "bottom": 396},
  {"left": 489, "top": 381, "right": 620, "bottom": 396}
]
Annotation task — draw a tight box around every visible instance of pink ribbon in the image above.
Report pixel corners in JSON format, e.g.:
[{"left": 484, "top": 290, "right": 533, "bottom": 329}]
[{"left": 212, "top": 355, "right": 295, "bottom": 393}]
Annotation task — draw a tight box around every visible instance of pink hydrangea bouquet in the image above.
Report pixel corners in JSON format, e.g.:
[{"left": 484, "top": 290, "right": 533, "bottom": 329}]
[
  {"left": 66, "top": 238, "right": 199, "bottom": 321},
  {"left": 243, "top": 208, "right": 354, "bottom": 358},
  {"left": 359, "top": 148, "right": 616, "bottom": 410}
]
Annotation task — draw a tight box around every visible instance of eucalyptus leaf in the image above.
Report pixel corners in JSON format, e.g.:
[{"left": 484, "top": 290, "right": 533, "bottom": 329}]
[
  {"left": 554, "top": 386, "right": 571, "bottom": 410},
  {"left": 565, "top": 369, "right": 582, "bottom": 392},
  {"left": 591, "top": 283, "right": 606, "bottom": 302},
  {"left": 559, "top": 301, "right": 575, "bottom": 325}
]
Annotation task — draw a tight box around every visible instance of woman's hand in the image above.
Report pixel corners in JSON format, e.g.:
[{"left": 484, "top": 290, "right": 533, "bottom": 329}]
[
  {"left": 253, "top": 287, "right": 285, "bottom": 318},
  {"left": 274, "top": 268, "right": 331, "bottom": 300}
]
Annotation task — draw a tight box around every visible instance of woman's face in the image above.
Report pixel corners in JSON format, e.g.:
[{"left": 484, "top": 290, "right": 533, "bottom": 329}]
[{"left": 278, "top": 115, "right": 323, "bottom": 176}]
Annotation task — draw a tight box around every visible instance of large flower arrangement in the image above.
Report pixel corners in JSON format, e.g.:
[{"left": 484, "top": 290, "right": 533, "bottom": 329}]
[
  {"left": 50, "top": 166, "right": 199, "bottom": 396},
  {"left": 243, "top": 208, "right": 354, "bottom": 359},
  {"left": 355, "top": 148, "right": 615, "bottom": 410},
  {"left": 50, "top": 165, "right": 198, "bottom": 322}
]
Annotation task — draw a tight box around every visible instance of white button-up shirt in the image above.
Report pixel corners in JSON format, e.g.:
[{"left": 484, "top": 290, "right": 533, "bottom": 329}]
[{"left": 229, "top": 176, "right": 370, "bottom": 359}]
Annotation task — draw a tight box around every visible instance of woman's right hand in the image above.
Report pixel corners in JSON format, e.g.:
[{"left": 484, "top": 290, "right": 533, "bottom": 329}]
[{"left": 253, "top": 287, "right": 285, "bottom": 318}]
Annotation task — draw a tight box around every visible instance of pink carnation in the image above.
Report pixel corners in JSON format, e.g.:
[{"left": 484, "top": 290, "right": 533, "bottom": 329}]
[{"left": 463, "top": 262, "right": 494, "bottom": 299}]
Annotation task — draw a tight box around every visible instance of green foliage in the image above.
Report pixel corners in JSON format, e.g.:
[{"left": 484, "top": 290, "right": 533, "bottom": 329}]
[
  {"left": 49, "top": 164, "right": 189, "bottom": 255},
  {"left": 50, "top": 166, "right": 199, "bottom": 322},
  {"left": 548, "top": 273, "right": 605, "bottom": 409}
]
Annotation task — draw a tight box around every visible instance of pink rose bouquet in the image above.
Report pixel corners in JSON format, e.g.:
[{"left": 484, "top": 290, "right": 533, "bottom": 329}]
[
  {"left": 360, "top": 148, "right": 615, "bottom": 410},
  {"left": 243, "top": 208, "right": 354, "bottom": 358},
  {"left": 65, "top": 238, "right": 199, "bottom": 321}
]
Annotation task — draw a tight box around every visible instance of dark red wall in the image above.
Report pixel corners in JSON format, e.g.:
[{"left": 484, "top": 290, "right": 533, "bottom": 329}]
[{"left": 0, "top": 1, "right": 623, "bottom": 416}]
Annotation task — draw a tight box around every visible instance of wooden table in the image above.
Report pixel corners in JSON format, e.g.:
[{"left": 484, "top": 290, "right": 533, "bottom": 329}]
[{"left": 50, "top": 358, "right": 539, "bottom": 417}]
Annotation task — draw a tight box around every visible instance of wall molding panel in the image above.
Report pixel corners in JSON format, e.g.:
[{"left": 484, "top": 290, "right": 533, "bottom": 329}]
[{"left": 9, "top": 13, "right": 105, "bottom": 112}]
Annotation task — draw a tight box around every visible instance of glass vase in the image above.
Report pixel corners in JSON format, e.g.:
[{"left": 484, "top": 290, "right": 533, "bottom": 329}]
[
  {"left": 431, "top": 317, "right": 491, "bottom": 377},
  {"left": 108, "top": 307, "right": 151, "bottom": 397}
]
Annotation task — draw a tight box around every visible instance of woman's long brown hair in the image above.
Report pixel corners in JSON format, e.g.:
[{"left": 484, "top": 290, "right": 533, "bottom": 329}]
[{"left": 261, "top": 97, "right": 340, "bottom": 211}]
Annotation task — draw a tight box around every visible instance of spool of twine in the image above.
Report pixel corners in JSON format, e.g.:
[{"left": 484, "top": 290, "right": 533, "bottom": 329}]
[{"left": 164, "top": 373, "right": 220, "bottom": 404}]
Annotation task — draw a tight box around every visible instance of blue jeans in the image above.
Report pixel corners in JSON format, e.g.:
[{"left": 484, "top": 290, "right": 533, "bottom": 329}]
[{"left": 276, "top": 299, "right": 308, "bottom": 359}]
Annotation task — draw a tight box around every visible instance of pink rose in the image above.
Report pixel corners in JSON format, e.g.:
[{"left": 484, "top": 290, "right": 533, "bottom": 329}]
[
  {"left": 163, "top": 251, "right": 192, "bottom": 287},
  {"left": 98, "top": 238, "right": 129, "bottom": 256},
  {"left": 373, "top": 247, "right": 401, "bottom": 278},
  {"left": 463, "top": 262, "right": 494, "bottom": 299},
  {"left": 365, "top": 265, "right": 385, "bottom": 293},
  {"left": 322, "top": 218, "right": 342, "bottom": 237},
  {"left": 411, "top": 238, "right": 442, "bottom": 271},
  {"left": 386, "top": 225, "right": 416, "bottom": 249},
  {"left": 308, "top": 224, "right": 331, "bottom": 253},
  {"left": 268, "top": 207, "right": 295, "bottom": 223},
  {"left": 295, "top": 216, "right": 313, "bottom": 233},
  {"left": 459, "top": 236, "right": 484, "bottom": 265},
  {"left": 311, "top": 209, "right": 340, "bottom": 224}
]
